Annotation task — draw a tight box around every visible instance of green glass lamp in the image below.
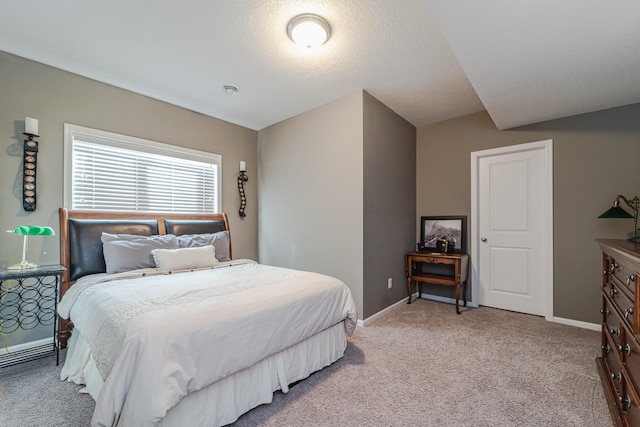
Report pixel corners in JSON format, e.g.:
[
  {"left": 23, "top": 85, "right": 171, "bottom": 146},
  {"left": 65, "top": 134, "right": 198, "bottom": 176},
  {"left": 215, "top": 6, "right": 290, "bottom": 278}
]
[
  {"left": 6, "top": 225, "right": 55, "bottom": 270},
  {"left": 599, "top": 195, "right": 640, "bottom": 241}
]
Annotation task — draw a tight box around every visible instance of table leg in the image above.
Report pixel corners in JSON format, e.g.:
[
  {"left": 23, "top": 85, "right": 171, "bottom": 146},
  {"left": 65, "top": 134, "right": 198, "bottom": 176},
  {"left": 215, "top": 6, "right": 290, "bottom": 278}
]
[
  {"left": 462, "top": 280, "right": 468, "bottom": 307},
  {"left": 406, "top": 277, "right": 413, "bottom": 304},
  {"left": 455, "top": 283, "right": 460, "bottom": 314}
]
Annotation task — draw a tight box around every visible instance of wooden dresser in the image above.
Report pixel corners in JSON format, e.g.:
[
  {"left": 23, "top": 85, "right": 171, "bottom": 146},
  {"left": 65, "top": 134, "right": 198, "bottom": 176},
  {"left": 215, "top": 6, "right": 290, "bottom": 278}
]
[{"left": 597, "top": 239, "right": 640, "bottom": 426}]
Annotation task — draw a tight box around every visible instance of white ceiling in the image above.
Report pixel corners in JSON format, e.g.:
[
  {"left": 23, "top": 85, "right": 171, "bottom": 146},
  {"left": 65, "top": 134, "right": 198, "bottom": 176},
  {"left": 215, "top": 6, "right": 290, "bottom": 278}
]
[{"left": 1, "top": 1, "right": 639, "bottom": 131}]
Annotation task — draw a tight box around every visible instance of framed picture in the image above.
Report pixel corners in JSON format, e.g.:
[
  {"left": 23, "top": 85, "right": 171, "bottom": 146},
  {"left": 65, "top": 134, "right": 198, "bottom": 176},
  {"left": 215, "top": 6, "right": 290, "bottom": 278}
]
[{"left": 420, "top": 215, "right": 467, "bottom": 254}]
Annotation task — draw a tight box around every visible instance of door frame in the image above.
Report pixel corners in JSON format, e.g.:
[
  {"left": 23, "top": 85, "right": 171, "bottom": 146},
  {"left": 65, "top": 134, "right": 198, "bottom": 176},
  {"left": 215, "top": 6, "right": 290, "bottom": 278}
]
[{"left": 470, "top": 139, "right": 554, "bottom": 320}]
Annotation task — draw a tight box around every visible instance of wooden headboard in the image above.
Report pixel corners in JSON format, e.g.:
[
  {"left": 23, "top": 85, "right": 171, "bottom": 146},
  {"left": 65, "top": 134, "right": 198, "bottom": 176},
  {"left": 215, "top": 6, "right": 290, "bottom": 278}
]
[{"left": 58, "top": 207, "right": 230, "bottom": 347}]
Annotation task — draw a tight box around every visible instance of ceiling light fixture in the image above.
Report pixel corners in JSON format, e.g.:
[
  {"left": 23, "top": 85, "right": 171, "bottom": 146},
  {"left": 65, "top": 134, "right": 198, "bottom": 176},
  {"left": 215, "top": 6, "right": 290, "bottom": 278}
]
[
  {"left": 222, "top": 84, "right": 239, "bottom": 94},
  {"left": 287, "top": 14, "right": 331, "bottom": 49}
]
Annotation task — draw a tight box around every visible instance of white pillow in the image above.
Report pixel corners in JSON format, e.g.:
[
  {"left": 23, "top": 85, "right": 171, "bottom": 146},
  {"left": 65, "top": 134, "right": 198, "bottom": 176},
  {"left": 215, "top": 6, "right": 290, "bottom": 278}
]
[{"left": 152, "top": 245, "right": 218, "bottom": 272}]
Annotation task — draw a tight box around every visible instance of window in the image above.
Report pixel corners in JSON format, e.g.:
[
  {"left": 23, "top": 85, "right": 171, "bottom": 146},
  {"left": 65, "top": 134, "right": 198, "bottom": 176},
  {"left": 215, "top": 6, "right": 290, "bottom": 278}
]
[{"left": 64, "top": 124, "right": 221, "bottom": 213}]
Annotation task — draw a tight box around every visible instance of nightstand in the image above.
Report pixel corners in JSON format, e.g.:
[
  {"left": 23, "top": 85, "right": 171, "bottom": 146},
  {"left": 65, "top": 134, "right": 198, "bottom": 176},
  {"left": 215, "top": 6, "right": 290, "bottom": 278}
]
[{"left": 0, "top": 265, "right": 65, "bottom": 368}]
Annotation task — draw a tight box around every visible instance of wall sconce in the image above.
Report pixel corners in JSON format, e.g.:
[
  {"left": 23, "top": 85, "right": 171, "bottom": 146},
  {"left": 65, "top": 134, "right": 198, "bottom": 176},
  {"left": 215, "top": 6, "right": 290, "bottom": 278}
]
[
  {"left": 238, "top": 161, "right": 248, "bottom": 218},
  {"left": 599, "top": 194, "right": 640, "bottom": 240},
  {"left": 6, "top": 225, "right": 55, "bottom": 270},
  {"left": 22, "top": 117, "right": 39, "bottom": 212}
]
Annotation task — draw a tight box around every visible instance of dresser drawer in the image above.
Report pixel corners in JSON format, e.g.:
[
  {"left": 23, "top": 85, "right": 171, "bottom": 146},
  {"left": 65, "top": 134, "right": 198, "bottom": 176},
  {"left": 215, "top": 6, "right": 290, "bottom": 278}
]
[
  {"left": 604, "top": 294, "right": 624, "bottom": 350},
  {"left": 611, "top": 281, "right": 635, "bottom": 331},
  {"left": 623, "top": 327, "right": 640, "bottom": 391},
  {"left": 610, "top": 257, "right": 637, "bottom": 299},
  {"left": 621, "top": 368, "right": 640, "bottom": 426},
  {"left": 604, "top": 332, "right": 624, "bottom": 398}
]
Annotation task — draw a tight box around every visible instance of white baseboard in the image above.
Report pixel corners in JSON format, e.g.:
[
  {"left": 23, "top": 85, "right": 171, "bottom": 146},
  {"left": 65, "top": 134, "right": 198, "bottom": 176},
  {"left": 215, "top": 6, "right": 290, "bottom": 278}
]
[
  {"left": 0, "top": 337, "right": 54, "bottom": 355},
  {"left": 359, "top": 296, "right": 411, "bottom": 327},
  {"left": 421, "top": 293, "right": 599, "bottom": 331},
  {"left": 358, "top": 293, "right": 598, "bottom": 332},
  {"left": 551, "top": 316, "right": 600, "bottom": 331},
  {"left": 358, "top": 292, "right": 480, "bottom": 327}
]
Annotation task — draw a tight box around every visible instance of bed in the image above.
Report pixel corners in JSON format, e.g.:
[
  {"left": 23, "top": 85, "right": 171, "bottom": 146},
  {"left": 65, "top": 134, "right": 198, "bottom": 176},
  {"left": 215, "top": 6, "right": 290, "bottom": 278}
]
[{"left": 57, "top": 208, "right": 357, "bottom": 427}]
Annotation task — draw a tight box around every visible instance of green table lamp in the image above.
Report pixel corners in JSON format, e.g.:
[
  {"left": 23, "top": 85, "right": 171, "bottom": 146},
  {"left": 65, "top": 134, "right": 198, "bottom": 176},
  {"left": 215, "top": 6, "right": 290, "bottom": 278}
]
[
  {"left": 598, "top": 195, "right": 640, "bottom": 241},
  {"left": 6, "top": 225, "right": 55, "bottom": 270}
]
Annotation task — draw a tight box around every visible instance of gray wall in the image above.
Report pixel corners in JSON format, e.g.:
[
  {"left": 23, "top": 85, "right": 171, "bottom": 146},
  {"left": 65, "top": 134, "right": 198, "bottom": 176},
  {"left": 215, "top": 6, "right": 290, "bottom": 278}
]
[
  {"left": 258, "top": 90, "right": 417, "bottom": 320},
  {"left": 0, "top": 51, "right": 258, "bottom": 345},
  {"left": 417, "top": 105, "right": 640, "bottom": 323},
  {"left": 258, "top": 91, "right": 365, "bottom": 315},
  {"left": 363, "top": 92, "right": 416, "bottom": 318}
]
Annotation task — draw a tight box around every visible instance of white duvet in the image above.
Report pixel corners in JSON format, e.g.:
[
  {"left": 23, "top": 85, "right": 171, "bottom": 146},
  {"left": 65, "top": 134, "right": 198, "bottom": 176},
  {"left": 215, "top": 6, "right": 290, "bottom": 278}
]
[{"left": 59, "top": 260, "right": 357, "bottom": 427}]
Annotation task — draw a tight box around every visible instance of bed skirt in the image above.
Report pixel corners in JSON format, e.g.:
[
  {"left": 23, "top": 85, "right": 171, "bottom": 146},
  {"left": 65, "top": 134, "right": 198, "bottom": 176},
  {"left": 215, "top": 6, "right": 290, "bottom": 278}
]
[{"left": 61, "top": 321, "right": 348, "bottom": 426}]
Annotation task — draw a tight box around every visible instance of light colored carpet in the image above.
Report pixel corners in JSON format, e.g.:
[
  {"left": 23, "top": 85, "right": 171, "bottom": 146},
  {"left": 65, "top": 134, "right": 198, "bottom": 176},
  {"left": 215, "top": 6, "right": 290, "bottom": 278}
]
[
  {"left": 234, "top": 299, "right": 612, "bottom": 427},
  {"left": 0, "top": 299, "right": 612, "bottom": 426}
]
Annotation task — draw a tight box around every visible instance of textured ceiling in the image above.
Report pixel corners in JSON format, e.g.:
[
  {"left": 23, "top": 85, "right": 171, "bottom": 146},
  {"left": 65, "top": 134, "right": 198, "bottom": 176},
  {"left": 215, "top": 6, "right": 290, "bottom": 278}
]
[
  {"left": 1, "top": 1, "right": 639, "bottom": 131},
  {"left": 427, "top": 0, "right": 640, "bottom": 129}
]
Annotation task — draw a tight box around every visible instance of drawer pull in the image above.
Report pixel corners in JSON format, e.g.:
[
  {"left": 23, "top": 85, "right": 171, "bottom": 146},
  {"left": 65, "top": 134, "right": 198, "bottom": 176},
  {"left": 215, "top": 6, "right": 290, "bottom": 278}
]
[
  {"left": 627, "top": 274, "right": 635, "bottom": 286},
  {"left": 618, "top": 343, "right": 632, "bottom": 357},
  {"left": 610, "top": 288, "right": 618, "bottom": 297},
  {"left": 600, "top": 308, "right": 610, "bottom": 316},
  {"left": 602, "top": 344, "right": 611, "bottom": 353},
  {"left": 611, "top": 372, "right": 622, "bottom": 383},
  {"left": 610, "top": 328, "right": 621, "bottom": 337},
  {"left": 611, "top": 263, "right": 619, "bottom": 273},
  {"left": 625, "top": 307, "right": 634, "bottom": 319},
  {"left": 619, "top": 395, "right": 632, "bottom": 409}
]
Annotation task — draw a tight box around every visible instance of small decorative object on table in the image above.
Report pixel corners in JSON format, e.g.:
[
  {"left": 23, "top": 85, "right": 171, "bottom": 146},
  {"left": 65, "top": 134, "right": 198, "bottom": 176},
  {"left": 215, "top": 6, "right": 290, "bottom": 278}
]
[{"left": 436, "top": 238, "right": 449, "bottom": 253}]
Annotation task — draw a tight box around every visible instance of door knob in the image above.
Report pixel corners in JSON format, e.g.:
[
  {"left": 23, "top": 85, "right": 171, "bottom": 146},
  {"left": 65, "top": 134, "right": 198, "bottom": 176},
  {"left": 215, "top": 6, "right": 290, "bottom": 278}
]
[{"left": 481, "top": 237, "right": 487, "bottom": 242}]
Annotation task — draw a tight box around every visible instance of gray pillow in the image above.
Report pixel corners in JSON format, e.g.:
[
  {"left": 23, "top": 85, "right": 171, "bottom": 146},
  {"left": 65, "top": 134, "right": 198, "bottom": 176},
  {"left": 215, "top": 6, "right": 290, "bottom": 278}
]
[
  {"left": 101, "top": 233, "right": 179, "bottom": 273},
  {"left": 176, "top": 231, "right": 231, "bottom": 262}
]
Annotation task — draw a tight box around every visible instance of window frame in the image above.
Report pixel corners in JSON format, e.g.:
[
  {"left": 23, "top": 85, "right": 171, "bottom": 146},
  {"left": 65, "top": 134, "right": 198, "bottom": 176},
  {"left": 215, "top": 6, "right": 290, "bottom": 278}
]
[{"left": 63, "top": 123, "right": 222, "bottom": 213}]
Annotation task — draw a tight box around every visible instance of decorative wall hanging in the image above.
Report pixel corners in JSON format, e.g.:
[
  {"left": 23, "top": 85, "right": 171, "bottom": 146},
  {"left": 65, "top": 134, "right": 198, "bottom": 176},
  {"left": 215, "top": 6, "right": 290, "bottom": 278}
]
[
  {"left": 22, "top": 117, "right": 39, "bottom": 212},
  {"left": 238, "top": 161, "right": 248, "bottom": 218}
]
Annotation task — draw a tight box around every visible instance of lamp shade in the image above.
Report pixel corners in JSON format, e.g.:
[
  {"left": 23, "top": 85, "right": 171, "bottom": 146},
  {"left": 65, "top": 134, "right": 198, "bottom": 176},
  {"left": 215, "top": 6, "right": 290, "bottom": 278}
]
[
  {"left": 598, "top": 206, "right": 633, "bottom": 219},
  {"left": 12, "top": 225, "right": 55, "bottom": 236}
]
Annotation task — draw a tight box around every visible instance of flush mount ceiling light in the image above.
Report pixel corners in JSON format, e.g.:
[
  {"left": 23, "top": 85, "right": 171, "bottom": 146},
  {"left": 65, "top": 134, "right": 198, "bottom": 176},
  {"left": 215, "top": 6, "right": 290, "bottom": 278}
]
[{"left": 287, "top": 14, "right": 331, "bottom": 49}]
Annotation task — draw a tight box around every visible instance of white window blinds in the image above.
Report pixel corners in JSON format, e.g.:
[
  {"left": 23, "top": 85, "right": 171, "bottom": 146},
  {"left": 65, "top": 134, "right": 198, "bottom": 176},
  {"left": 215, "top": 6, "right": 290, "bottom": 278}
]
[{"left": 64, "top": 124, "right": 221, "bottom": 213}]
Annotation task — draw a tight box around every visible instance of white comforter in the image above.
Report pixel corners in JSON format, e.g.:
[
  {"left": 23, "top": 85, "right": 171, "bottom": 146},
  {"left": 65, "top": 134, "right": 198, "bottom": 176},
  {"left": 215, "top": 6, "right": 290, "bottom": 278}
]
[{"left": 59, "top": 260, "right": 357, "bottom": 427}]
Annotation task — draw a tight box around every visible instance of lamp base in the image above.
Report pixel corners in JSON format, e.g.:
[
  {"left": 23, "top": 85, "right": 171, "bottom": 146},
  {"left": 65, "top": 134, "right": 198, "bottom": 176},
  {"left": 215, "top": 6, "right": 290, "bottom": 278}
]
[{"left": 6, "top": 260, "right": 38, "bottom": 270}]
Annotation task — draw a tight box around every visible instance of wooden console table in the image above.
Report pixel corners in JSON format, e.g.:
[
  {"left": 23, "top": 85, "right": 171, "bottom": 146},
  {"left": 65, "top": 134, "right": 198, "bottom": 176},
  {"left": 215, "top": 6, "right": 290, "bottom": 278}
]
[{"left": 405, "top": 252, "right": 469, "bottom": 314}]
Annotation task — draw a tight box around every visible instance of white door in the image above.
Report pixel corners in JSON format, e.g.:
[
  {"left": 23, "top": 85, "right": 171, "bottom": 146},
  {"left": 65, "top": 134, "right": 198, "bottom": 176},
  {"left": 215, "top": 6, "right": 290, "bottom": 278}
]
[{"left": 471, "top": 140, "right": 553, "bottom": 318}]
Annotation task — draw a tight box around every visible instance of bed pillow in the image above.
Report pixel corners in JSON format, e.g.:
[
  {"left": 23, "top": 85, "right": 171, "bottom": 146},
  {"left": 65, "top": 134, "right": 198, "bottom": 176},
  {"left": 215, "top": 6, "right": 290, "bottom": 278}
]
[
  {"left": 101, "top": 233, "right": 179, "bottom": 273},
  {"left": 152, "top": 245, "right": 218, "bottom": 272},
  {"left": 176, "top": 231, "right": 231, "bottom": 262}
]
